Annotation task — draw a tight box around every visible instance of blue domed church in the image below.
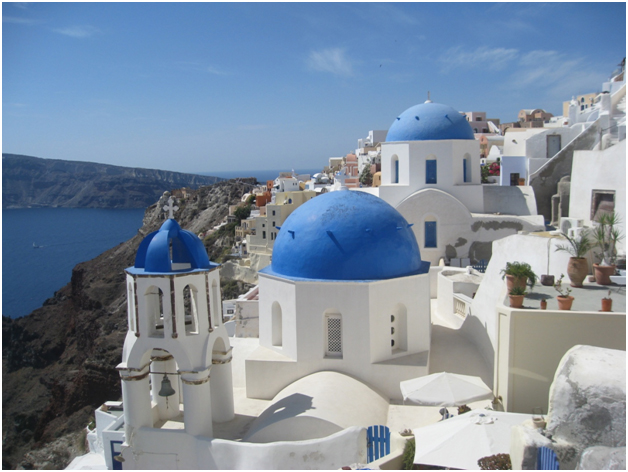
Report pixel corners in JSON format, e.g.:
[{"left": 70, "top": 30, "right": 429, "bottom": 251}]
[
  {"left": 245, "top": 189, "right": 432, "bottom": 401},
  {"left": 374, "top": 98, "right": 543, "bottom": 265}
]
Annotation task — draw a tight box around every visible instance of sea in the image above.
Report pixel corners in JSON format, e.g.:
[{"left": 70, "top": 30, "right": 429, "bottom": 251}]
[{"left": 2, "top": 168, "right": 323, "bottom": 319}]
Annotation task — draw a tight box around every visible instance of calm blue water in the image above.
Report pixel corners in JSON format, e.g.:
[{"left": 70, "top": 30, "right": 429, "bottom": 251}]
[
  {"left": 2, "top": 208, "right": 145, "bottom": 318},
  {"left": 2, "top": 169, "right": 324, "bottom": 318}
]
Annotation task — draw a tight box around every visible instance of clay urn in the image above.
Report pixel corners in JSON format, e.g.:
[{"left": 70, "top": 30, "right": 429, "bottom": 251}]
[
  {"left": 593, "top": 264, "right": 616, "bottom": 285},
  {"left": 567, "top": 257, "right": 588, "bottom": 287}
]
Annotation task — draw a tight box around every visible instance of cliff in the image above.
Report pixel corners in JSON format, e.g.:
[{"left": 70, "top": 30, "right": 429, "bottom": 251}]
[
  {"left": 2, "top": 154, "right": 224, "bottom": 209},
  {"left": 1, "top": 179, "right": 256, "bottom": 469}
]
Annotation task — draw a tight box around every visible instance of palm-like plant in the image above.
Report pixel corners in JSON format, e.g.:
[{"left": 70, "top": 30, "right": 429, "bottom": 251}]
[
  {"left": 592, "top": 212, "right": 624, "bottom": 266},
  {"left": 554, "top": 231, "right": 594, "bottom": 258},
  {"left": 500, "top": 261, "right": 537, "bottom": 288}
]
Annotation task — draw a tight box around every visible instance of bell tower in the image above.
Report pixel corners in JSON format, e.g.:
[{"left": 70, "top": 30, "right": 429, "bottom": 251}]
[{"left": 118, "top": 197, "right": 234, "bottom": 444}]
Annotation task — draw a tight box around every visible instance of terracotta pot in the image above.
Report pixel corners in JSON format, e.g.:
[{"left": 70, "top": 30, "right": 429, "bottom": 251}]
[
  {"left": 593, "top": 264, "right": 616, "bottom": 285},
  {"left": 509, "top": 294, "right": 524, "bottom": 308},
  {"left": 506, "top": 275, "right": 527, "bottom": 292},
  {"left": 567, "top": 257, "right": 589, "bottom": 287},
  {"left": 557, "top": 295, "right": 574, "bottom": 311},
  {"left": 540, "top": 300, "right": 547, "bottom": 310},
  {"left": 540, "top": 275, "right": 555, "bottom": 286},
  {"left": 601, "top": 298, "right": 613, "bottom": 312}
]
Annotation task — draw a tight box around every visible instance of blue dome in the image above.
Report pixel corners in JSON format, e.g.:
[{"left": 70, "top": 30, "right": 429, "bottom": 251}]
[
  {"left": 131, "top": 219, "right": 211, "bottom": 274},
  {"left": 265, "top": 190, "right": 427, "bottom": 281},
  {"left": 386, "top": 102, "right": 475, "bottom": 142}
]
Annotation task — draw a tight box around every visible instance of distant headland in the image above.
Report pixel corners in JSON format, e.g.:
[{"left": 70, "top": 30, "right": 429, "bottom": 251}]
[{"left": 2, "top": 153, "right": 225, "bottom": 209}]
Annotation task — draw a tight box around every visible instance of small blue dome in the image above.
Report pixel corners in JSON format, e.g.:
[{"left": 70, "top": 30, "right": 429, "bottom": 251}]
[
  {"left": 132, "top": 219, "right": 211, "bottom": 273},
  {"left": 265, "top": 190, "right": 427, "bottom": 281},
  {"left": 386, "top": 102, "right": 475, "bottom": 142}
]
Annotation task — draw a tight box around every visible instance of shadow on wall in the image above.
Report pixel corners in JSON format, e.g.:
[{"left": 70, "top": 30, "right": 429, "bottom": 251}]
[
  {"left": 458, "top": 314, "right": 495, "bottom": 386},
  {"left": 243, "top": 393, "right": 315, "bottom": 438}
]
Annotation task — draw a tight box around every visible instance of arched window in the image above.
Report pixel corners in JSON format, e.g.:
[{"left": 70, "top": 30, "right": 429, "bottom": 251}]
[
  {"left": 183, "top": 285, "right": 199, "bottom": 335},
  {"left": 324, "top": 310, "right": 342, "bottom": 358},
  {"left": 424, "top": 216, "right": 437, "bottom": 248},
  {"left": 271, "top": 302, "right": 282, "bottom": 347},
  {"left": 463, "top": 153, "right": 472, "bottom": 183},
  {"left": 145, "top": 286, "right": 165, "bottom": 338},
  {"left": 128, "top": 282, "right": 136, "bottom": 334},
  {"left": 391, "top": 155, "right": 399, "bottom": 184},
  {"left": 426, "top": 156, "right": 437, "bottom": 184},
  {"left": 212, "top": 279, "right": 221, "bottom": 328}
]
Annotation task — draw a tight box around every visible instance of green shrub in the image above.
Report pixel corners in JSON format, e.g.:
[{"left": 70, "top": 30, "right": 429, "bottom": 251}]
[
  {"left": 402, "top": 437, "right": 416, "bottom": 470},
  {"left": 500, "top": 261, "right": 537, "bottom": 288}
]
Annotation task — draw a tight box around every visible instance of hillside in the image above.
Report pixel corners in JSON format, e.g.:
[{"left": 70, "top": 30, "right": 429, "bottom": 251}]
[
  {"left": 2, "top": 154, "right": 224, "bottom": 209},
  {"left": 1, "top": 179, "right": 256, "bottom": 469}
]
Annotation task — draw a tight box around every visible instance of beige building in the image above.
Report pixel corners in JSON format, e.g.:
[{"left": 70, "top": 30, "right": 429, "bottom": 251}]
[
  {"left": 562, "top": 93, "right": 597, "bottom": 116},
  {"left": 246, "top": 190, "right": 316, "bottom": 255}
]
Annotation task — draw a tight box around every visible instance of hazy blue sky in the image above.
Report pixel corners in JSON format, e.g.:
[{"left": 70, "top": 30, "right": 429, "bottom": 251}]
[{"left": 3, "top": 2, "right": 626, "bottom": 173}]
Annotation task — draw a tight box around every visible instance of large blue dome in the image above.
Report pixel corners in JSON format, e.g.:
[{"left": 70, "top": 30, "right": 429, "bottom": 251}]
[
  {"left": 386, "top": 101, "right": 475, "bottom": 142},
  {"left": 264, "top": 190, "right": 427, "bottom": 281},
  {"left": 129, "top": 218, "right": 212, "bottom": 274}
]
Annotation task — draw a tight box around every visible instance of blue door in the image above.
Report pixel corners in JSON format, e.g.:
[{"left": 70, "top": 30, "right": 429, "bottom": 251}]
[
  {"left": 425, "top": 221, "right": 437, "bottom": 248},
  {"left": 110, "top": 440, "right": 123, "bottom": 470},
  {"left": 537, "top": 446, "right": 559, "bottom": 470},
  {"left": 426, "top": 160, "right": 437, "bottom": 184},
  {"left": 367, "top": 425, "right": 391, "bottom": 463}
]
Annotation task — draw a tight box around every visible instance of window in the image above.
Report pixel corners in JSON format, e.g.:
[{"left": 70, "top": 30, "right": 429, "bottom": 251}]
[
  {"left": 426, "top": 159, "right": 437, "bottom": 184},
  {"left": 463, "top": 156, "right": 472, "bottom": 183},
  {"left": 272, "top": 210, "right": 275, "bottom": 216},
  {"left": 145, "top": 286, "right": 165, "bottom": 338},
  {"left": 272, "top": 302, "right": 282, "bottom": 346},
  {"left": 183, "top": 285, "right": 199, "bottom": 335},
  {"left": 476, "top": 117, "right": 482, "bottom": 121},
  {"left": 324, "top": 310, "right": 342, "bottom": 358},
  {"left": 211, "top": 279, "right": 220, "bottom": 328},
  {"left": 591, "top": 190, "right": 615, "bottom": 221},
  {"left": 263, "top": 231, "right": 266, "bottom": 239},
  {"left": 424, "top": 221, "right": 437, "bottom": 248},
  {"left": 128, "top": 282, "right": 137, "bottom": 334},
  {"left": 391, "top": 155, "right": 399, "bottom": 183}
]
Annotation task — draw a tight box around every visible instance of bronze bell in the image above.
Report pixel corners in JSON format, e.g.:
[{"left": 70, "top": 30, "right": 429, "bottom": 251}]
[{"left": 158, "top": 374, "right": 176, "bottom": 397}]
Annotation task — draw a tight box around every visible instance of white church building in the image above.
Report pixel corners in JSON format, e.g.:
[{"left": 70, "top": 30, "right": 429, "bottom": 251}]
[
  {"left": 363, "top": 99, "right": 545, "bottom": 266},
  {"left": 246, "top": 189, "right": 432, "bottom": 402}
]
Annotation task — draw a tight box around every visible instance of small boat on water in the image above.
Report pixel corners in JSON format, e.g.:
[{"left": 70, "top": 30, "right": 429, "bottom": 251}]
[{"left": 33, "top": 242, "right": 40, "bottom": 248}]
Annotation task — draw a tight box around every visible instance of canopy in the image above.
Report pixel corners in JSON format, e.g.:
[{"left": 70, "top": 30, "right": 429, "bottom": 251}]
[
  {"left": 400, "top": 372, "right": 493, "bottom": 407},
  {"left": 412, "top": 410, "right": 532, "bottom": 470}
]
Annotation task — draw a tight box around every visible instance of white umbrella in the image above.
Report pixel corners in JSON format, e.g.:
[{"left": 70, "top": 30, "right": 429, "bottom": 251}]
[
  {"left": 400, "top": 372, "right": 493, "bottom": 407},
  {"left": 412, "top": 410, "right": 533, "bottom": 470}
]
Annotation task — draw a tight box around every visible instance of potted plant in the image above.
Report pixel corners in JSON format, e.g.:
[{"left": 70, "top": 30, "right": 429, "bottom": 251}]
[
  {"left": 601, "top": 290, "right": 613, "bottom": 312},
  {"left": 508, "top": 285, "right": 526, "bottom": 308},
  {"left": 501, "top": 262, "right": 537, "bottom": 291},
  {"left": 554, "top": 231, "right": 594, "bottom": 287},
  {"left": 541, "top": 237, "right": 556, "bottom": 286},
  {"left": 540, "top": 298, "right": 547, "bottom": 310},
  {"left": 554, "top": 274, "right": 574, "bottom": 310},
  {"left": 592, "top": 212, "right": 624, "bottom": 285}
]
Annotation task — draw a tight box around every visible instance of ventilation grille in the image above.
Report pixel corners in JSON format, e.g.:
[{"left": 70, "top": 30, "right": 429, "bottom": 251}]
[{"left": 327, "top": 317, "right": 342, "bottom": 354}]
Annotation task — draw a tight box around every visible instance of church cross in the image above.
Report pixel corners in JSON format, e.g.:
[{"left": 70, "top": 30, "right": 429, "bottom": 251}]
[{"left": 164, "top": 196, "right": 179, "bottom": 219}]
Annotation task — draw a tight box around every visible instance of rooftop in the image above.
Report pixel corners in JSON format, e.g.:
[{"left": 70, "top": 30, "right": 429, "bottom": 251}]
[{"left": 504, "top": 279, "right": 626, "bottom": 312}]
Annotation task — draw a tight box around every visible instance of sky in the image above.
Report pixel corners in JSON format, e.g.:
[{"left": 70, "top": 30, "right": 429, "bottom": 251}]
[{"left": 2, "top": 2, "right": 626, "bottom": 174}]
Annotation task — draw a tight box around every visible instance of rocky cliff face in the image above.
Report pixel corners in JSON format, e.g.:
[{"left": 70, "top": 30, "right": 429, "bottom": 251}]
[
  {"left": 2, "top": 154, "right": 224, "bottom": 209},
  {"left": 1, "top": 179, "right": 255, "bottom": 469}
]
